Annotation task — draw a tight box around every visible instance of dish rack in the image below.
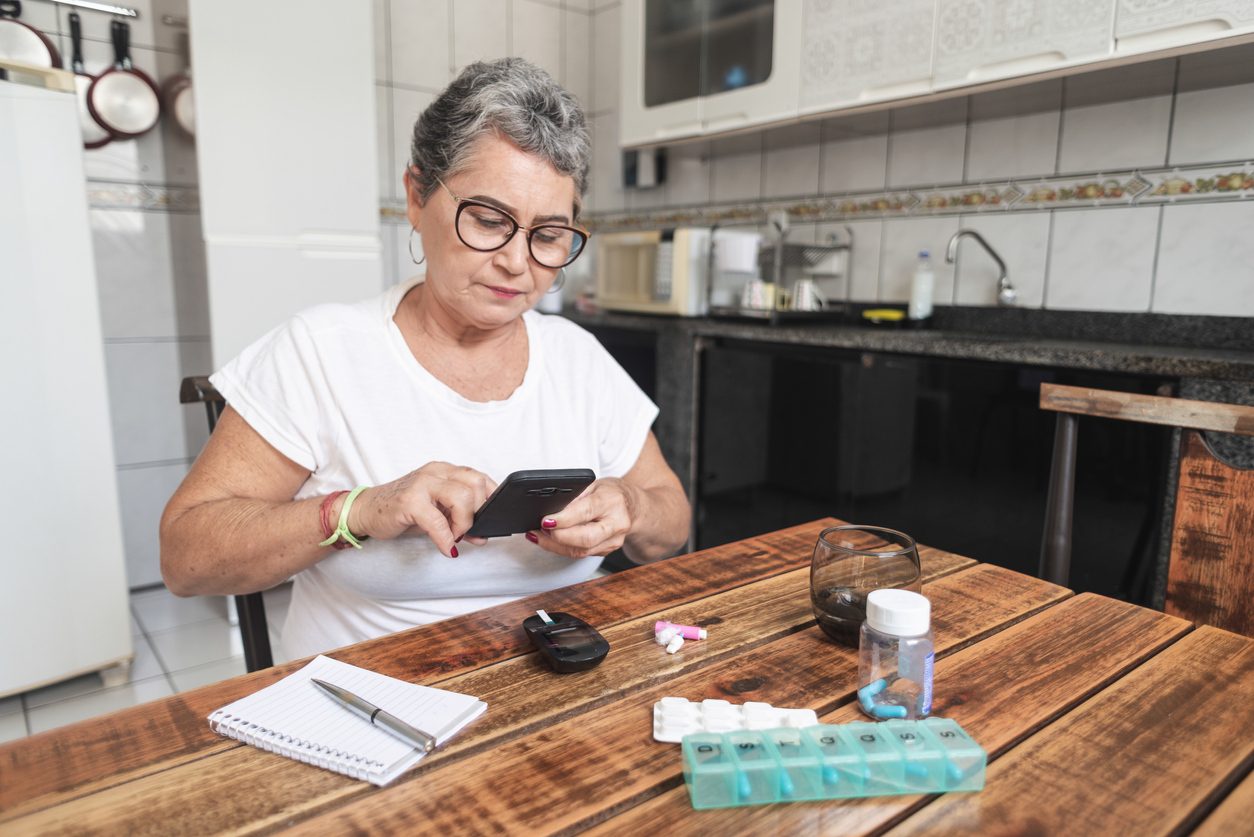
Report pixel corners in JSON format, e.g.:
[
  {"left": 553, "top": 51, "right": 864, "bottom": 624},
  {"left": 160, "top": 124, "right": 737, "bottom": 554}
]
[{"left": 706, "top": 226, "right": 853, "bottom": 323}]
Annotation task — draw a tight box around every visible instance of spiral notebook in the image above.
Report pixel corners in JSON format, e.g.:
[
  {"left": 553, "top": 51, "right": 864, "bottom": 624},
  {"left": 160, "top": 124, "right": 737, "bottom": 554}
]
[{"left": 208, "top": 655, "right": 487, "bottom": 786}]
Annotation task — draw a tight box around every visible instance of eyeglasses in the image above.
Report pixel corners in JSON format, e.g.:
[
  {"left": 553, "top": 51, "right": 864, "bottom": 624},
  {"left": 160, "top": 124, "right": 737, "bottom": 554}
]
[{"left": 433, "top": 175, "right": 589, "bottom": 269}]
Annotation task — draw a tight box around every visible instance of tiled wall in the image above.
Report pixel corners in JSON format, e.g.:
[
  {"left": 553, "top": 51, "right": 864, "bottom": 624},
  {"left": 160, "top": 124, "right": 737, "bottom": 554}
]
[
  {"left": 373, "top": 0, "right": 597, "bottom": 287},
  {"left": 582, "top": 5, "right": 1254, "bottom": 318},
  {"left": 20, "top": 0, "right": 1250, "bottom": 587},
  {"left": 20, "top": 0, "right": 208, "bottom": 588},
  {"left": 20, "top": 0, "right": 593, "bottom": 588}
]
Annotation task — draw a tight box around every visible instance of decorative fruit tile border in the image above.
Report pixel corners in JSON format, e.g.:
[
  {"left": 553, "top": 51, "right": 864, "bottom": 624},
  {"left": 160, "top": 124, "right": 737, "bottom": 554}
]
[
  {"left": 82, "top": 163, "right": 1254, "bottom": 227},
  {"left": 1140, "top": 165, "right": 1254, "bottom": 202},
  {"left": 585, "top": 161, "right": 1254, "bottom": 232},
  {"left": 86, "top": 182, "right": 200, "bottom": 212}
]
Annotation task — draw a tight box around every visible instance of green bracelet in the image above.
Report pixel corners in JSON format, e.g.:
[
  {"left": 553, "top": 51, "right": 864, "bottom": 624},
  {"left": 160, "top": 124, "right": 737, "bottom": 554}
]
[{"left": 319, "top": 485, "right": 369, "bottom": 550}]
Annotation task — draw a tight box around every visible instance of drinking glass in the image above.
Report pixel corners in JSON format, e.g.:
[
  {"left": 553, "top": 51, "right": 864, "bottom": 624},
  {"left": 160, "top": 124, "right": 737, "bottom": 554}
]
[{"left": 810, "top": 524, "right": 922, "bottom": 648}]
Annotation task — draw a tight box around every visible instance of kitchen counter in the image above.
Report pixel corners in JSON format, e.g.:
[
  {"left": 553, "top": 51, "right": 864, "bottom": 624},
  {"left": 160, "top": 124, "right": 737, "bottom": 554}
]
[
  {"left": 566, "top": 308, "right": 1254, "bottom": 557},
  {"left": 568, "top": 306, "right": 1252, "bottom": 610},
  {"left": 565, "top": 309, "right": 1254, "bottom": 382}
]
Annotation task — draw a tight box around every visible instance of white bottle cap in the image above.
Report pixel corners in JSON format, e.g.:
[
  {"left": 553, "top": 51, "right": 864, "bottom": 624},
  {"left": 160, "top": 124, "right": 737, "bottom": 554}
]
[{"left": 866, "top": 589, "right": 931, "bottom": 636}]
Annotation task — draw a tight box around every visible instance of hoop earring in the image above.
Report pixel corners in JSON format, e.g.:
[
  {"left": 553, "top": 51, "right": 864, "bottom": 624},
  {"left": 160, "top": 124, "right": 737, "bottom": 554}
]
[
  {"left": 408, "top": 227, "right": 426, "bottom": 265},
  {"left": 548, "top": 267, "right": 567, "bottom": 294}
]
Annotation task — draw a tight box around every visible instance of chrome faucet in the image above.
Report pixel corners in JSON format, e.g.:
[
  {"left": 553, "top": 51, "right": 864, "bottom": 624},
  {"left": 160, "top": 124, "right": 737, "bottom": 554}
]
[{"left": 946, "top": 229, "right": 1017, "bottom": 306}]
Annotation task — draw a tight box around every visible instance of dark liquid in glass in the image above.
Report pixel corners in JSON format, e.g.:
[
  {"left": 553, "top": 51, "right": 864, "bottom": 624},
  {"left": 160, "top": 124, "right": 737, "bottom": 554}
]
[{"left": 811, "top": 586, "right": 867, "bottom": 647}]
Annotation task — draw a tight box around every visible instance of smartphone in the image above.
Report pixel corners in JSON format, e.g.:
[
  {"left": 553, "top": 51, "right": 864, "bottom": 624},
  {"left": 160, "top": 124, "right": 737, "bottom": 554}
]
[{"left": 466, "top": 468, "right": 596, "bottom": 538}]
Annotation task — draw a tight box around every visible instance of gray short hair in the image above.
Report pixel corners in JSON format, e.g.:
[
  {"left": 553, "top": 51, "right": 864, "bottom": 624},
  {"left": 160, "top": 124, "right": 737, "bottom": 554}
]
[{"left": 409, "top": 58, "right": 590, "bottom": 215}]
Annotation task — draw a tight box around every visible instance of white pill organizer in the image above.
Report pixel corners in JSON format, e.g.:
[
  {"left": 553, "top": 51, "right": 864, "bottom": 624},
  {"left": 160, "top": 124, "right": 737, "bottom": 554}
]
[{"left": 653, "top": 697, "right": 819, "bottom": 743}]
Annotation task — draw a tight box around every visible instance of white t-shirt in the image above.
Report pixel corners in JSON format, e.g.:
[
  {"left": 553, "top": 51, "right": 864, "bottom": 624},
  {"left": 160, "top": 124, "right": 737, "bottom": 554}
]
[{"left": 210, "top": 280, "right": 658, "bottom": 658}]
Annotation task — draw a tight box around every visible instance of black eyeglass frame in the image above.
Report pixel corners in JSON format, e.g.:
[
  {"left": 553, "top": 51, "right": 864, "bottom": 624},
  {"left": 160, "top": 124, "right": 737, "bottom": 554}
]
[{"left": 433, "top": 175, "right": 590, "bottom": 269}]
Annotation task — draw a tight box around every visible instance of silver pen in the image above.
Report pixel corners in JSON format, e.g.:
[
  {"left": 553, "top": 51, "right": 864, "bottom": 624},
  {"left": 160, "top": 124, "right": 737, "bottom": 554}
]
[{"left": 310, "top": 678, "right": 437, "bottom": 754}]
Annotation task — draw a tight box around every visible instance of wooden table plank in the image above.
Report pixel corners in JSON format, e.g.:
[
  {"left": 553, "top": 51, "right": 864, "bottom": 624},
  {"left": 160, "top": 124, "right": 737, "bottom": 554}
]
[
  {"left": 886, "top": 626, "right": 1254, "bottom": 836},
  {"left": 254, "top": 564, "right": 1068, "bottom": 835},
  {"left": 1192, "top": 767, "right": 1254, "bottom": 837},
  {"left": 1, "top": 519, "right": 874, "bottom": 814},
  {"left": 594, "top": 593, "right": 1192, "bottom": 835},
  {"left": 13, "top": 521, "right": 1250, "bottom": 836},
  {"left": 0, "top": 538, "right": 976, "bottom": 834},
  {"left": 434, "top": 544, "right": 971, "bottom": 748}
]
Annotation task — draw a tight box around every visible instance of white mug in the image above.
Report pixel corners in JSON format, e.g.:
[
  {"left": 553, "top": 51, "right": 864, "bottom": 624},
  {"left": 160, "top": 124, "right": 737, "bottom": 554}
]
[
  {"left": 741, "top": 279, "right": 775, "bottom": 310},
  {"left": 791, "top": 278, "right": 826, "bottom": 311}
]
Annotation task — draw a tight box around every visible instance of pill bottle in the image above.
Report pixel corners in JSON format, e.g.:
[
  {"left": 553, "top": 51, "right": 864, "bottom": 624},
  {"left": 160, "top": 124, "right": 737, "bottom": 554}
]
[{"left": 857, "top": 589, "right": 933, "bottom": 720}]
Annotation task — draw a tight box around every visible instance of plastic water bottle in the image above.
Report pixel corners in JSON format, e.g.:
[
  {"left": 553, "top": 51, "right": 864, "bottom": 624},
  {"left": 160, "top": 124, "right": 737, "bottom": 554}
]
[
  {"left": 857, "top": 589, "right": 934, "bottom": 720},
  {"left": 908, "top": 250, "right": 934, "bottom": 323}
]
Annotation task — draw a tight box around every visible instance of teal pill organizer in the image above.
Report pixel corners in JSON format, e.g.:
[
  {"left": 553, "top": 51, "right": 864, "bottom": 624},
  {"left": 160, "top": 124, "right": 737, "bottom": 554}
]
[{"left": 681, "top": 718, "right": 985, "bottom": 809}]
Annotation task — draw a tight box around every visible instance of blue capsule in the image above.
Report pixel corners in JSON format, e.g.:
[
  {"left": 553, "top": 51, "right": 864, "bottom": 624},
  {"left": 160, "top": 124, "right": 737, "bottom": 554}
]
[
  {"left": 859, "top": 678, "right": 888, "bottom": 698},
  {"left": 858, "top": 678, "right": 888, "bottom": 713},
  {"left": 870, "top": 704, "right": 908, "bottom": 719}
]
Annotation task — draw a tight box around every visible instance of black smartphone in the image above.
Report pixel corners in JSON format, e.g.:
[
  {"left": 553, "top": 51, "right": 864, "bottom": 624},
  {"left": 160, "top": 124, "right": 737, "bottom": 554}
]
[{"left": 466, "top": 468, "right": 596, "bottom": 538}]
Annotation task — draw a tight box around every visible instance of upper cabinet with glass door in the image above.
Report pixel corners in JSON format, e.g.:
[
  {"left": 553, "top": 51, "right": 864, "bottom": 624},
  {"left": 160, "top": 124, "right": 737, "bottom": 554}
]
[
  {"left": 620, "top": 0, "right": 802, "bottom": 147},
  {"left": 621, "top": 0, "right": 1254, "bottom": 148}
]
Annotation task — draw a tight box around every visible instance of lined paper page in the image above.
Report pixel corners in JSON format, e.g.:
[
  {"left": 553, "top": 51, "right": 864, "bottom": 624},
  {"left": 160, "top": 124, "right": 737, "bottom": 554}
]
[{"left": 209, "top": 655, "right": 487, "bottom": 785}]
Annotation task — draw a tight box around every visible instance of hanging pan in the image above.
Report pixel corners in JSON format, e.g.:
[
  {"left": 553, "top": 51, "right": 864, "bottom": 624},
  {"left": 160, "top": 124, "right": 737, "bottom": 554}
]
[
  {"left": 162, "top": 32, "right": 194, "bottom": 138},
  {"left": 0, "top": 0, "right": 63, "bottom": 69},
  {"left": 87, "top": 20, "right": 160, "bottom": 139},
  {"left": 69, "top": 12, "right": 111, "bottom": 149}
]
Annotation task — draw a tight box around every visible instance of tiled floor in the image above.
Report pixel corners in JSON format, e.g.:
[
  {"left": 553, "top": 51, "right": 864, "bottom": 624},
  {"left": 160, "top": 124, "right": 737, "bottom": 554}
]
[{"left": 0, "top": 584, "right": 293, "bottom": 742}]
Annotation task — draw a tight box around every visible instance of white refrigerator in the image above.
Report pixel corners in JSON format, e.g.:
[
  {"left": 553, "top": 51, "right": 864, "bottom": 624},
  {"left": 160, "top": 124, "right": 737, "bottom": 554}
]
[{"left": 0, "top": 74, "right": 133, "bottom": 696}]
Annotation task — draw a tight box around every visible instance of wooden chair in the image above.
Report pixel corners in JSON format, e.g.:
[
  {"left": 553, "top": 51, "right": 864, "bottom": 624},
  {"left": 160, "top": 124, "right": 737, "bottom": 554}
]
[
  {"left": 1039, "top": 383, "right": 1254, "bottom": 636},
  {"left": 179, "top": 376, "right": 274, "bottom": 672}
]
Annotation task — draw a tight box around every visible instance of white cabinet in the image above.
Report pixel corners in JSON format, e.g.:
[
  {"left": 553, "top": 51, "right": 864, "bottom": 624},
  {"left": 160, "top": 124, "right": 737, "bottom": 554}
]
[
  {"left": 701, "top": 1, "right": 802, "bottom": 133},
  {"left": 620, "top": 0, "right": 1252, "bottom": 148},
  {"left": 620, "top": 0, "right": 702, "bottom": 145},
  {"left": 1115, "top": 0, "right": 1254, "bottom": 53},
  {"left": 799, "top": 0, "right": 937, "bottom": 116},
  {"left": 620, "top": 0, "right": 802, "bottom": 147},
  {"left": 932, "top": 0, "right": 1115, "bottom": 90},
  {"left": 191, "top": 0, "right": 384, "bottom": 365}
]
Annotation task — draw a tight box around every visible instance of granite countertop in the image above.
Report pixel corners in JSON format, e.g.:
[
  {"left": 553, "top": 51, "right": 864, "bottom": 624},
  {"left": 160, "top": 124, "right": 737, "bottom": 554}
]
[{"left": 565, "top": 309, "right": 1254, "bottom": 382}]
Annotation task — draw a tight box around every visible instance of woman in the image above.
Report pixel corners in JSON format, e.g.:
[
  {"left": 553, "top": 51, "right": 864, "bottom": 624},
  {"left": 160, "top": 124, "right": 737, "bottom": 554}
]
[{"left": 161, "top": 58, "right": 690, "bottom": 659}]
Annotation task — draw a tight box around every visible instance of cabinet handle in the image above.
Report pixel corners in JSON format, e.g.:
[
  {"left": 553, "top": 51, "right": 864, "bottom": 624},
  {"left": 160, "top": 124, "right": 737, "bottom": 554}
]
[
  {"left": 962, "top": 51, "right": 1067, "bottom": 82},
  {"left": 1116, "top": 19, "right": 1233, "bottom": 54},
  {"left": 655, "top": 120, "right": 704, "bottom": 139},
  {"left": 702, "top": 112, "right": 749, "bottom": 131},
  {"left": 858, "top": 78, "right": 931, "bottom": 102}
]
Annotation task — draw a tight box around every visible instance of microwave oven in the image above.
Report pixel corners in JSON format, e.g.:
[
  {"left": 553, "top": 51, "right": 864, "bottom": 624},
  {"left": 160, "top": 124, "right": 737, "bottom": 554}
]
[{"left": 595, "top": 228, "right": 710, "bottom": 316}]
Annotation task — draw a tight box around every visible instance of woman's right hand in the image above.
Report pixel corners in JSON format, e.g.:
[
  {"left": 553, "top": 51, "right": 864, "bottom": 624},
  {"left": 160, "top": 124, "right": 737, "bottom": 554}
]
[{"left": 347, "top": 462, "right": 496, "bottom": 556}]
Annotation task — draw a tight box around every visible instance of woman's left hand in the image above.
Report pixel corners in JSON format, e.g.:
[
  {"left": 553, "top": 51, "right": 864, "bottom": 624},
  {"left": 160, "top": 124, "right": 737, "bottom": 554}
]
[{"left": 527, "top": 478, "right": 639, "bottom": 559}]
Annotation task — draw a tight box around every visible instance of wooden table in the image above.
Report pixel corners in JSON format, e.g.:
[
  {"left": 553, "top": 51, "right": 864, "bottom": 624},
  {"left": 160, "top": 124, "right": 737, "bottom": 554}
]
[{"left": 2, "top": 519, "right": 1251, "bottom": 835}]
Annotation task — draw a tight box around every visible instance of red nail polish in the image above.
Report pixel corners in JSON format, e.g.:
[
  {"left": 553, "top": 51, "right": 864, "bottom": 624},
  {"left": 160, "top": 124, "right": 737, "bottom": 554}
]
[
  {"left": 525, "top": 532, "right": 539, "bottom": 544},
  {"left": 455, "top": 535, "right": 463, "bottom": 544},
  {"left": 450, "top": 546, "right": 459, "bottom": 558},
  {"left": 541, "top": 518, "right": 557, "bottom": 530}
]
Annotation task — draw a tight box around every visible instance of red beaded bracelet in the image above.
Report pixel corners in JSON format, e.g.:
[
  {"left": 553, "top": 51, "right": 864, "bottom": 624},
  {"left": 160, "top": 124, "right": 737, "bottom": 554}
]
[{"left": 319, "top": 490, "right": 352, "bottom": 550}]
